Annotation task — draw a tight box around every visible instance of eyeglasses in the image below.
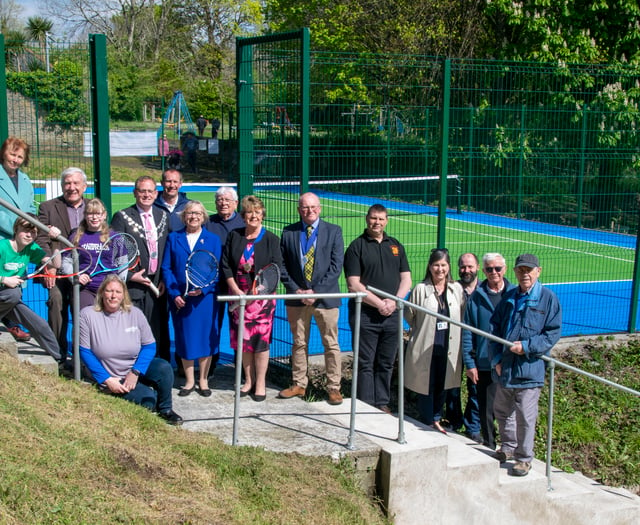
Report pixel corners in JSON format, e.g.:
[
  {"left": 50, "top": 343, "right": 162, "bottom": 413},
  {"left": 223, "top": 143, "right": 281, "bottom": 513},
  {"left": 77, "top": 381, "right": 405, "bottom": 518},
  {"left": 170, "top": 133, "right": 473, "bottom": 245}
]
[
  {"left": 299, "top": 206, "right": 319, "bottom": 211},
  {"left": 185, "top": 211, "right": 203, "bottom": 216},
  {"left": 216, "top": 198, "right": 235, "bottom": 203},
  {"left": 484, "top": 266, "right": 504, "bottom": 273}
]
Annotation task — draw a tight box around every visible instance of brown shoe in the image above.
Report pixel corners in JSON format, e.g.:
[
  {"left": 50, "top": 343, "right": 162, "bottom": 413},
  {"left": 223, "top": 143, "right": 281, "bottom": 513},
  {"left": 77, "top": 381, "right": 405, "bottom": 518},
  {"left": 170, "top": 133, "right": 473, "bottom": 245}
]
[
  {"left": 278, "top": 385, "right": 306, "bottom": 399},
  {"left": 327, "top": 389, "right": 343, "bottom": 405},
  {"left": 8, "top": 326, "right": 30, "bottom": 342}
]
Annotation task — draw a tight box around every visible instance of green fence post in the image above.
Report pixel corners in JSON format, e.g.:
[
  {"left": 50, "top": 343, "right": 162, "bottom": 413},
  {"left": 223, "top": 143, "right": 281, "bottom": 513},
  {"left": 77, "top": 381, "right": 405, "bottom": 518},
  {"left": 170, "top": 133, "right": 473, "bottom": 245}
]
[
  {"left": 466, "top": 106, "right": 474, "bottom": 212},
  {"left": 89, "top": 34, "right": 112, "bottom": 216},
  {"left": 300, "top": 27, "right": 310, "bottom": 194},
  {"left": 577, "top": 105, "right": 588, "bottom": 228},
  {"left": 628, "top": 214, "right": 640, "bottom": 332},
  {"left": 517, "top": 104, "right": 525, "bottom": 218},
  {"left": 437, "top": 59, "right": 451, "bottom": 249},
  {"left": 236, "top": 37, "right": 254, "bottom": 200},
  {"left": 0, "top": 35, "right": 8, "bottom": 143}
]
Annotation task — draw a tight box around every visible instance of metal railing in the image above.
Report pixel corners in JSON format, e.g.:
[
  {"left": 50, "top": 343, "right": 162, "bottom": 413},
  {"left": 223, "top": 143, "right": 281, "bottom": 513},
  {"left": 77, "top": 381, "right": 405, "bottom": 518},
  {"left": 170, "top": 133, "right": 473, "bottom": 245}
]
[
  {"left": 367, "top": 285, "right": 640, "bottom": 490},
  {"left": 217, "top": 291, "right": 367, "bottom": 448},
  {"left": 0, "top": 196, "right": 82, "bottom": 380}
]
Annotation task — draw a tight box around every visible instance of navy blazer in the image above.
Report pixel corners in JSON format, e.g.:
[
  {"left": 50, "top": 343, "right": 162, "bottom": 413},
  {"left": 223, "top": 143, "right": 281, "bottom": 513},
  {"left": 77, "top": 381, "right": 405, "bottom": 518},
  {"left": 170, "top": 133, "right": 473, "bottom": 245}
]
[
  {"left": 280, "top": 219, "right": 344, "bottom": 309},
  {"left": 111, "top": 205, "right": 169, "bottom": 287}
]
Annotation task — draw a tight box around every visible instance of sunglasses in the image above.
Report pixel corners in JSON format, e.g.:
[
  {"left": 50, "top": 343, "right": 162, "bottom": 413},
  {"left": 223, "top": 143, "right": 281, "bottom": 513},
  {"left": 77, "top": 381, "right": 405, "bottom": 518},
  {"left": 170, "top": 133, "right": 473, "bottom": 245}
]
[{"left": 484, "top": 266, "right": 504, "bottom": 273}]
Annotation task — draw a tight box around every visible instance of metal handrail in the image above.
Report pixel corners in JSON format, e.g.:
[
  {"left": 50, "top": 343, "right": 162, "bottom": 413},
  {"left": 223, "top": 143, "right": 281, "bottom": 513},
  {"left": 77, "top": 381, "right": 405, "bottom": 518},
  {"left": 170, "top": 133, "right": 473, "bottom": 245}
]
[
  {"left": 217, "top": 291, "right": 367, "bottom": 448},
  {"left": 367, "top": 285, "right": 639, "bottom": 490},
  {"left": 0, "top": 196, "right": 82, "bottom": 380}
]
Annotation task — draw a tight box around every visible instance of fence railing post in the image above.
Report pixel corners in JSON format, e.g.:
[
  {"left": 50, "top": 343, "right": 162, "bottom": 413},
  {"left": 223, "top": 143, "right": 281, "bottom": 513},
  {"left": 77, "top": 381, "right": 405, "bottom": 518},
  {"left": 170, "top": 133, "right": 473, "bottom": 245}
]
[
  {"left": 546, "top": 360, "right": 556, "bottom": 491},
  {"left": 396, "top": 300, "right": 406, "bottom": 444}
]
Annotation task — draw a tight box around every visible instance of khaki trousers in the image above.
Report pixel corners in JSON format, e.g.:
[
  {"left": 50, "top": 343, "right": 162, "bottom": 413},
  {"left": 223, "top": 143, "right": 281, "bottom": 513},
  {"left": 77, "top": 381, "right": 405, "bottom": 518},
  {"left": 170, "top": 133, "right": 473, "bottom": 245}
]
[{"left": 286, "top": 305, "right": 341, "bottom": 391}]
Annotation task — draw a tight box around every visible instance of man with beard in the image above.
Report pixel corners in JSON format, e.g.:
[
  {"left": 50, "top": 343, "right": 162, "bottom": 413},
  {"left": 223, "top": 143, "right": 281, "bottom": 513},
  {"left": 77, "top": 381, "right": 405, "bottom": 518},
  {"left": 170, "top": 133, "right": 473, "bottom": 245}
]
[{"left": 445, "top": 252, "right": 479, "bottom": 431}]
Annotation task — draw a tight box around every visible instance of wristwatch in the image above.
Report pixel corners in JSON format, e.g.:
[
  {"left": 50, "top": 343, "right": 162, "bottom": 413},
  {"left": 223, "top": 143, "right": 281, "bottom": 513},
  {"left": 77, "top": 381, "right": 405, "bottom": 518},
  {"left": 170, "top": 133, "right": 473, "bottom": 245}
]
[{"left": 130, "top": 369, "right": 140, "bottom": 377}]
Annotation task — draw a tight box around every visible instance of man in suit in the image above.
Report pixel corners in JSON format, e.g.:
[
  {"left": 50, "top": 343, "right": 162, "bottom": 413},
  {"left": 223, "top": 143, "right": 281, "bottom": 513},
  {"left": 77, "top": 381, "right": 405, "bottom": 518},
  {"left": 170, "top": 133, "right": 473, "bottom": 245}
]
[
  {"left": 111, "top": 176, "right": 171, "bottom": 362},
  {"left": 278, "top": 192, "right": 345, "bottom": 405},
  {"left": 36, "top": 167, "right": 89, "bottom": 362}
]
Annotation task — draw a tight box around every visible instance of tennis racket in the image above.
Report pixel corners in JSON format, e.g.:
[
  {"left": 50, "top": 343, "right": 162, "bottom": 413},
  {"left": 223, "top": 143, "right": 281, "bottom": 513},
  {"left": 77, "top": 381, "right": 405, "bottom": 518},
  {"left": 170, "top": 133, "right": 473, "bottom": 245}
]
[
  {"left": 183, "top": 249, "right": 219, "bottom": 298},
  {"left": 94, "top": 232, "right": 160, "bottom": 297},
  {"left": 251, "top": 263, "right": 280, "bottom": 295},
  {"left": 91, "top": 232, "right": 140, "bottom": 277},
  {"left": 25, "top": 246, "right": 94, "bottom": 280}
]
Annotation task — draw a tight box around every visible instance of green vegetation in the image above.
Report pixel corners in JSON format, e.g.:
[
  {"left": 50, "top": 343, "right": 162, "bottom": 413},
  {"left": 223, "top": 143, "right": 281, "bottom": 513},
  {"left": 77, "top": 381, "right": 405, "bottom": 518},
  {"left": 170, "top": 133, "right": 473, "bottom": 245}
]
[
  {"left": 537, "top": 339, "right": 640, "bottom": 493},
  {"left": 0, "top": 352, "right": 387, "bottom": 524}
]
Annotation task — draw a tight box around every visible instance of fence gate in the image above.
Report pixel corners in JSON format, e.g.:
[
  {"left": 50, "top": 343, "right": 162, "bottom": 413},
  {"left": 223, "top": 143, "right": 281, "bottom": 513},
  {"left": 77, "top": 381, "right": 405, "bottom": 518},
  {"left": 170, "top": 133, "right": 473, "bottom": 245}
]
[{"left": 236, "top": 29, "right": 310, "bottom": 226}]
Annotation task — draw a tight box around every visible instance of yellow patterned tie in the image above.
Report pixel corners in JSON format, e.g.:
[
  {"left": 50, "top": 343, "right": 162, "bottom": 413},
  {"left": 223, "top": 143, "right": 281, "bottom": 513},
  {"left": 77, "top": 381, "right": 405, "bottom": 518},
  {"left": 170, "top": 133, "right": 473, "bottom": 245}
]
[{"left": 304, "top": 224, "right": 314, "bottom": 282}]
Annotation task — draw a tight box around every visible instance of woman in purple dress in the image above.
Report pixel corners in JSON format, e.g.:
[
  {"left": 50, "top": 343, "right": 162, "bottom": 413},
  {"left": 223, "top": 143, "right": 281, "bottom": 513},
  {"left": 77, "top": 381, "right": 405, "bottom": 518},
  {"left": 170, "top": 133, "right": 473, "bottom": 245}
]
[{"left": 220, "top": 195, "right": 282, "bottom": 401}]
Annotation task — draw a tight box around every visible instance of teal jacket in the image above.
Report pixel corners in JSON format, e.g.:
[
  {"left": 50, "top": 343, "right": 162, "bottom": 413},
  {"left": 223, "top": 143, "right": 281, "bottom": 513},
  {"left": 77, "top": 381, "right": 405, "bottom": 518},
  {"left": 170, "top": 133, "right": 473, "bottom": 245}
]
[
  {"left": 489, "top": 281, "right": 562, "bottom": 389},
  {"left": 0, "top": 166, "right": 35, "bottom": 239}
]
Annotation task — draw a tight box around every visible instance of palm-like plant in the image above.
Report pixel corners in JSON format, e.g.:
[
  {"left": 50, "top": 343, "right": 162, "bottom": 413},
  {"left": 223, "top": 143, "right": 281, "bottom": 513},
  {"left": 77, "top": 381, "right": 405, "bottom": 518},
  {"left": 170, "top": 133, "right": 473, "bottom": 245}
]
[
  {"left": 4, "top": 30, "right": 28, "bottom": 72},
  {"left": 26, "top": 16, "right": 53, "bottom": 70}
]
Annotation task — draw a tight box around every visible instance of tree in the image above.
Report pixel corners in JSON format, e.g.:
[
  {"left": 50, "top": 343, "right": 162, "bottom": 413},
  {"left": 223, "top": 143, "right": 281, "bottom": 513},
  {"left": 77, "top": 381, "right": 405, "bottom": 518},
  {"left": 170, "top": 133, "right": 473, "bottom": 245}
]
[{"left": 26, "top": 16, "right": 54, "bottom": 71}]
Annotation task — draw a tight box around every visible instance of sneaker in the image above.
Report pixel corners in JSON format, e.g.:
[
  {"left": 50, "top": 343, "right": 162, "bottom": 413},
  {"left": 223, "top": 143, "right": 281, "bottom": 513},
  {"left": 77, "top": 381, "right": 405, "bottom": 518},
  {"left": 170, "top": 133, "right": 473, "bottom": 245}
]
[
  {"left": 511, "top": 461, "right": 531, "bottom": 477},
  {"left": 493, "top": 449, "right": 514, "bottom": 463},
  {"left": 8, "top": 325, "right": 30, "bottom": 342}
]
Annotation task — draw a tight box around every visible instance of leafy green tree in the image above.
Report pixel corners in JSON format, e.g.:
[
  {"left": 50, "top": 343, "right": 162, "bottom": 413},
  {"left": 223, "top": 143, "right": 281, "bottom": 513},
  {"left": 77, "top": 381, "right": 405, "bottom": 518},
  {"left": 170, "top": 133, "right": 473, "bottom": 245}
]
[{"left": 482, "top": 0, "right": 640, "bottom": 64}]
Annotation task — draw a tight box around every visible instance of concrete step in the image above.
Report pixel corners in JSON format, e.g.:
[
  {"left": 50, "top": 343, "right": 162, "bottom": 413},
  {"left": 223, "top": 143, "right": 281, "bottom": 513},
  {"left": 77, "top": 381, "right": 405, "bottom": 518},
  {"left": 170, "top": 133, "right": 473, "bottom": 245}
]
[{"left": 0, "top": 330, "right": 59, "bottom": 375}]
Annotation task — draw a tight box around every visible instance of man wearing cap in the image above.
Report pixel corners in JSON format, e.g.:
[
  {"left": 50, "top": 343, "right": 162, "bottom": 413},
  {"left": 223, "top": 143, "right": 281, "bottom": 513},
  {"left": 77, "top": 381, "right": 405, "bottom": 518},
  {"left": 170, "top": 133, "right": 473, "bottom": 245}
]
[{"left": 489, "top": 253, "right": 561, "bottom": 477}]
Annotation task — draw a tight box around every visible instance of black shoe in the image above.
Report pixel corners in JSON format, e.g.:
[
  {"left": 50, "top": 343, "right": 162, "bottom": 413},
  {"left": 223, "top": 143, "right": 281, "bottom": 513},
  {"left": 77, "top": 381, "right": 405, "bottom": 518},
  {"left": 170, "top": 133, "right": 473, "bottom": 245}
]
[
  {"left": 198, "top": 388, "right": 212, "bottom": 397},
  {"left": 159, "top": 410, "right": 183, "bottom": 425},
  {"left": 252, "top": 393, "right": 266, "bottom": 402},
  {"left": 178, "top": 386, "right": 195, "bottom": 397}
]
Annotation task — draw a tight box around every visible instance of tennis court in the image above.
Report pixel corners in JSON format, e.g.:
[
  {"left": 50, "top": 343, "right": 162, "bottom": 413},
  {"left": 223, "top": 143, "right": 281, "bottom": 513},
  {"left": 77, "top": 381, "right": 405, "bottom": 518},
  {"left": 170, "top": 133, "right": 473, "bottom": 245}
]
[
  {"left": 115, "top": 182, "right": 637, "bottom": 338},
  {"left": 25, "top": 181, "right": 637, "bottom": 364}
]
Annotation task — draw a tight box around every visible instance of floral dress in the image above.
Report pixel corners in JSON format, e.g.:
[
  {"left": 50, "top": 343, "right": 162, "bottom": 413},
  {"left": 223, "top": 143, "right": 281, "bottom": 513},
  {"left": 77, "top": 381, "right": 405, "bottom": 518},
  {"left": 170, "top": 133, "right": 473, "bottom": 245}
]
[{"left": 229, "top": 251, "right": 276, "bottom": 353}]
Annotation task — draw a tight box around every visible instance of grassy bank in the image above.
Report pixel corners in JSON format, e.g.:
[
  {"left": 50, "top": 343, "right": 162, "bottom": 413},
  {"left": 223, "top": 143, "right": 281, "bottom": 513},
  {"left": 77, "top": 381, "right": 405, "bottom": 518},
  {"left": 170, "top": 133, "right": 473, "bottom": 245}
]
[
  {"left": 0, "top": 352, "right": 387, "bottom": 524},
  {"left": 537, "top": 337, "right": 640, "bottom": 494}
]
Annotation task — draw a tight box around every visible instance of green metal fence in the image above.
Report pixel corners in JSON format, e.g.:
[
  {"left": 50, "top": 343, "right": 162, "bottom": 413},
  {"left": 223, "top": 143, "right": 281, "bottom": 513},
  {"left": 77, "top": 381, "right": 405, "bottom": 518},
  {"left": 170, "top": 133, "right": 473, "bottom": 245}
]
[
  {"left": 237, "top": 31, "right": 640, "bottom": 343},
  {"left": 1, "top": 34, "right": 111, "bottom": 316}
]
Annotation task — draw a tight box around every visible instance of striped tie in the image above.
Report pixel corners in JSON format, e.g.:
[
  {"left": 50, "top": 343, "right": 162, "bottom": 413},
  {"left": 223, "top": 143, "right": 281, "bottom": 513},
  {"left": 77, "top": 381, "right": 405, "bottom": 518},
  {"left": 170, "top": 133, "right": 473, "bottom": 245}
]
[{"left": 304, "top": 224, "right": 314, "bottom": 282}]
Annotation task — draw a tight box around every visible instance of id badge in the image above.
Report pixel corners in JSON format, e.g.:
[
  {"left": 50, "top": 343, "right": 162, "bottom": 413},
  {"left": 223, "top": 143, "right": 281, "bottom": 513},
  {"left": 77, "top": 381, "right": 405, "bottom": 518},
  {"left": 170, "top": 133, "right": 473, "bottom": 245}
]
[{"left": 437, "top": 321, "right": 448, "bottom": 331}]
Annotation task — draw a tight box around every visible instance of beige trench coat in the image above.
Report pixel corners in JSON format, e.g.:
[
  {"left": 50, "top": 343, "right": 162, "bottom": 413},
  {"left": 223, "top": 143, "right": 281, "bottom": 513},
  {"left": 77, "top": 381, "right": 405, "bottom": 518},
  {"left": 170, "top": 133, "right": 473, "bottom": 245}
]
[{"left": 404, "top": 281, "right": 465, "bottom": 395}]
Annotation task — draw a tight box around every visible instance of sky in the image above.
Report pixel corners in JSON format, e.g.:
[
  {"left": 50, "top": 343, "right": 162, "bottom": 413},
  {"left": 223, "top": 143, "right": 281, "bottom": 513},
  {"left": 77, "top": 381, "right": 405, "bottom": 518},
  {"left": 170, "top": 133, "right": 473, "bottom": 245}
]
[{"left": 14, "top": 0, "right": 41, "bottom": 20}]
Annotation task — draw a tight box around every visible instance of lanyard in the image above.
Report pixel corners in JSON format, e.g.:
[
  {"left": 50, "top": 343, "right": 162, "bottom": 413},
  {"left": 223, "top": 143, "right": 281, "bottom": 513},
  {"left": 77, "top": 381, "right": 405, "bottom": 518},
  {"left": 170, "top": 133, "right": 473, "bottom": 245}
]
[
  {"left": 299, "top": 224, "right": 318, "bottom": 256},
  {"left": 243, "top": 227, "right": 265, "bottom": 262}
]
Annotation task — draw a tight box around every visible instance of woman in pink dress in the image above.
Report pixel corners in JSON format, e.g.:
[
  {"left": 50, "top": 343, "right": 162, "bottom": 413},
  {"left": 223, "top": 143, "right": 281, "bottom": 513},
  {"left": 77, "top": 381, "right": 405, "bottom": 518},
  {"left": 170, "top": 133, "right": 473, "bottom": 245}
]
[{"left": 220, "top": 195, "right": 282, "bottom": 401}]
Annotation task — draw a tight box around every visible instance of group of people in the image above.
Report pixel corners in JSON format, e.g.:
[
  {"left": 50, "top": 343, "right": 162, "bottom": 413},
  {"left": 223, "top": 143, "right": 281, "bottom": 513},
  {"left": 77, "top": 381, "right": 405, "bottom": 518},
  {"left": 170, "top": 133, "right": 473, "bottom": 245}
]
[
  {"left": 0, "top": 135, "right": 562, "bottom": 475},
  {"left": 404, "top": 250, "right": 561, "bottom": 477}
]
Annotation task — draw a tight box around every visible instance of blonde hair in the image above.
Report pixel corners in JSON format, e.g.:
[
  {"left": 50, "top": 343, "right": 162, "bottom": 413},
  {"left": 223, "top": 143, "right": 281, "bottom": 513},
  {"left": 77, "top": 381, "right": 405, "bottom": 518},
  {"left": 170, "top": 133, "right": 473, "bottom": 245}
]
[
  {"left": 240, "top": 195, "right": 266, "bottom": 219},
  {"left": 94, "top": 275, "right": 133, "bottom": 313},
  {"left": 73, "top": 198, "right": 110, "bottom": 244}
]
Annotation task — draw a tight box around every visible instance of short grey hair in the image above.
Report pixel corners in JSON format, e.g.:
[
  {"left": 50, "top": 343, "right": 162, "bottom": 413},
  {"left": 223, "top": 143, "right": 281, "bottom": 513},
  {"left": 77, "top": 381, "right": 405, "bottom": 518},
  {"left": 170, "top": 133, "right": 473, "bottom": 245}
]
[
  {"left": 482, "top": 252, "right": 506, "bottom": 267},
  {"left": 216, "top": 186, "right": 238, "bottom": 201},
  {"left": 60, "top": 167, "right": 88, "bottom": 186}
]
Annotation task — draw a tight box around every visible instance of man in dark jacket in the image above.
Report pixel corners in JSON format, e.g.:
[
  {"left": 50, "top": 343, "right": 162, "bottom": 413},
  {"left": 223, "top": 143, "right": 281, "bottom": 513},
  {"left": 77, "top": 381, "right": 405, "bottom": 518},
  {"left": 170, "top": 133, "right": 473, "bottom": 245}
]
[
  {"left": 154, "top": 169, "right": 189, "bottom": 232},
  {"left": 489, "top": 253, "right": 561, "bottom": 477},
  {"left": 278, "top": 192, "right": 345, "bottom": 405},
  {"left": 462, "top": 252, "right": 515, "bottom": 448}
]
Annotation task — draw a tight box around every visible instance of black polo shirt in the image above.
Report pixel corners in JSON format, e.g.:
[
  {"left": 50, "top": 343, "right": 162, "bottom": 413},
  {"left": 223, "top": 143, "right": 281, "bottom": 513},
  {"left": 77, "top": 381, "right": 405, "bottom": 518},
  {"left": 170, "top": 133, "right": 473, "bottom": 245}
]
[{"left": 344, "top": 229, "right": 410, "bottom": 298}]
